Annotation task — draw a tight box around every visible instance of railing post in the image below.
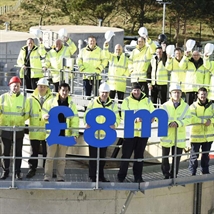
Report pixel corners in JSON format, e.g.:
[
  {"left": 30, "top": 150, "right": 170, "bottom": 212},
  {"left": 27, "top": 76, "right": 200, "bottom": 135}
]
[
  {"left": 11, "top": 126, "right": 17, "bottom": 188},
  {"left": 95, "top": 130, "right": 101, "bottom": 189},
  {"left": 173, "top": 127, "right": 178, "bottom": 185}
]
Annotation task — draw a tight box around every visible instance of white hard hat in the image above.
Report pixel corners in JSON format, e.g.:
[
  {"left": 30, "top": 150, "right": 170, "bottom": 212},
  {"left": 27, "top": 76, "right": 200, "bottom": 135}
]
[
  {"left": 33, "top": 29, "right": 42, "bottom": 38},
  {"left": 166, "top": 45, "right": 175, "bottom": 56},
  {"left": 138, "top": 27, "right": 148, "bottom": 38},
  {"left": 105, "top": 31, "right": 115, "bottom": 42},
  {"left": 37, "top": 78, "right": 49, "bottom": 86},
  {"left": 169, "top": 84, "right": 182, "bottom": 92},
  {"left": 58, "top": 28, "right": 68, "bottom": 38},
  {"left": 130, "top": 40, "right": 137, "bottom": 46},
  {"left": 204, "top": 43, "right": 214, "bottom": 56},
  {"left": 186, "top": 39, "right": 196, "bottom": 51},
  {"left": 99, "top": 82, "right": 110, "bottom": 92}
]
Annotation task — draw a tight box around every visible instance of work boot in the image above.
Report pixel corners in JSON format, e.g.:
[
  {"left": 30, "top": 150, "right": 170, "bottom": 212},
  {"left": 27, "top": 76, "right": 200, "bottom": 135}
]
[
  {"left": 26, "top": 169, "right": 36, "bottom": 178},
  {"left": 15, "top": 172, "right": 22, "bottom": 180},
  {"left": 0, "top": 171, "right": 9, "bottom": 180}
]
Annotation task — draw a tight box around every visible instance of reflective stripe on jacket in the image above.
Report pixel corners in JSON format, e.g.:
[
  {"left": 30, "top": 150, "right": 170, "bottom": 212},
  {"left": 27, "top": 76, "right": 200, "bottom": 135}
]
[
  {"left": 179, "top": 56, "right": 210, "bottom": 92},
  {"left": 28, "top": 88, "right": 53, "bottom": 140},
  {"left": 128, "top": 38, "right": 156, "bottom": 83},
  {"left": 77, "top": 46, "right": 108, "bottom": 80},
  {"left": 160, "top": 99, "right": 191, "bottom": 148},
  {"left": 17, "top": 44, "right": 46, "bottom": 78},
  {"left": 203, "top": 56, "right": 214, "bottom": 100},
  {"left": 105, "top": 49, "right": 129, "bottom": 92},
  {"left": 45, "top": 45, "right": 72, "bottom": 83},
  {"left": 165, "top": 57, "right": 186, "bottom": 90},
  {"left": 190, "top": 99, "right": 214, "bottom": 143},
  {"left": 151, "top": 56, "right": 168, "bottom": 85},
  {"left": 0, "top": 92, "right": 30, "bottom": 130},
  {"left": 121, "top": 93, "right": 155, "bottom": 137}
]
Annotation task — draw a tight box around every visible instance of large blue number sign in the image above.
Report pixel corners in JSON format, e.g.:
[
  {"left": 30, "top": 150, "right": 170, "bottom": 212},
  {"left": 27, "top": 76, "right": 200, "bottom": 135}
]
[
  {"left": 84, "top": 108, "right": 117, "bottom": 148},
  {"left": 46, "top": 107, "right": 168, "bottom": 147}
]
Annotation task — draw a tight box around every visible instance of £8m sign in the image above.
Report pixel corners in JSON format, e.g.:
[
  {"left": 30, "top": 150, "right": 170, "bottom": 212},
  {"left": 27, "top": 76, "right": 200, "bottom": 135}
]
[{"left": 46, "top": 106, "right": 168, "bottom": 148}]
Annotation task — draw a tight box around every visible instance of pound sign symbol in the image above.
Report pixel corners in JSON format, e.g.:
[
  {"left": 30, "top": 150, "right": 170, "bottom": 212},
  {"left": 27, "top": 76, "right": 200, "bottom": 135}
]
[{"left": 46, "top": 106, "right": 76, "bottom": 146}]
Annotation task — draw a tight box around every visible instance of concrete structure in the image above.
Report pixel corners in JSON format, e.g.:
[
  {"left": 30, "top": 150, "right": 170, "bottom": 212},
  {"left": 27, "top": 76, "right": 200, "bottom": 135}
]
[{"left": 0, "top": 181, "right": 214, "bottom": 214}]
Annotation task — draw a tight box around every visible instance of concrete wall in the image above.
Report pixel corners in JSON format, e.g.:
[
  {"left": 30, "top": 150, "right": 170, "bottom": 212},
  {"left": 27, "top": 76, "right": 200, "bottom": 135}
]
[{"left": 0, "top": 181, "right": 214, "bottom": 214}]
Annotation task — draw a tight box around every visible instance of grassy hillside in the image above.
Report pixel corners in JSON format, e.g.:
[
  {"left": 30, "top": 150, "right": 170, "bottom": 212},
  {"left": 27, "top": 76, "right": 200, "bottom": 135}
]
[{"left": 0, "top": 0, "right": 17, "bottom": 7}]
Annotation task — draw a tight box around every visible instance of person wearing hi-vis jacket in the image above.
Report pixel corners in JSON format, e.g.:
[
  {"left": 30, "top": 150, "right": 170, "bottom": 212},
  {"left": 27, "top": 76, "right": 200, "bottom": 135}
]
[
  {"left": 84, "top": 82, "right": 120, "bottom": 182},
  {"left": 117, "top": 83, "right": 155, "bottom": 183},
  {"left": 77, "top": 36, "right": 108, "bottom": 97},
  {"left": 189, "top": 87, "right": 214, "bottom": 176},
  {"left": 160, "top": 84, "right": 192, "bottom": 179}
]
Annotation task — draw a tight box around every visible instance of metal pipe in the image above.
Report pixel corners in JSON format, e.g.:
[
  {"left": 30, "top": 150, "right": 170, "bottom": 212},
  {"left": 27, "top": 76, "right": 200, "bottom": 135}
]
[{"left": 11, "top": 127, "right": 17, "bottom": 188}]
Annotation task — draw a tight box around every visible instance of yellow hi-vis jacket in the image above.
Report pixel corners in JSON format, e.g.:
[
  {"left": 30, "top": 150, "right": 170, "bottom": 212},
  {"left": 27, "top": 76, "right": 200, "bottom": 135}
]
[
  {"left": 42, "top": 94, "right": 79, "bottom": 138},
  {"left": 121, "top": 92, "right": 155, "bottom": 137},
  {"left": 105, "top": 46, "right": 129, "bottom": 92},
  {"left": 17, "top": 44, "right": 46, "bottom": 78},
  {"left": 45, "top": 45, "right": 73, "bottom": 83},
  {"left": 190, "top": 99, "right": 214, "bottom": 143},
  {"left": 128, "top": 38, "right": 156, "bottom": 83},
  {"left": 165, "top": 57, "right": 186, "bottom": 90},
  {"left": 84, "top": 97, "right": 120, "bottom": 140},
  {"left": 28, "top": 88, "right": 53, "bottom": 140},
  {"left": 203, "top": 56, "right": 214, "bottom": 100},
  {"left": 150, "top": 55, "right": 168, "bottom": 85},
  {"left": 0, "top": 92, "right": 30, "bottom": 130},
  {"left": 160, "top": 99, "right": 191, "bottom": 148},
  {"left": 77, "top": 45, "right": 108, "bottom": 80},
  {"left": 179, "top": 55, "right": 210, "bottom": 93},
  {"left": 65, "top": 38, "right": 77, "bottom": 56}
]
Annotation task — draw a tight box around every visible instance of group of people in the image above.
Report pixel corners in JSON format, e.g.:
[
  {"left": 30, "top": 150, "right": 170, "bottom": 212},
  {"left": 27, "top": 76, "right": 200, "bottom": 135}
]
[
  {"left": 1, "top": 32, "right": 214, "bottom": 182},
  {"left": 0, "top": 75, "right": 213, "bottom": 182}
]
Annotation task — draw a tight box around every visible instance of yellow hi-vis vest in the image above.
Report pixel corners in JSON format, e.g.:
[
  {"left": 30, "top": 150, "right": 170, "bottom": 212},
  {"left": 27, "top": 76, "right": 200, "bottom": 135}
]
[
  {"left": 151, "top": 56, "right": 168, "bottom": 85},
  {"left": 160, "top": 99, "right": 192, "bottom": 148},
  {"left": 65, "top": 38, "right": 77, "bottom": 55},
  {"left": 121, "top": 93, "right": 155, "bottom": 137},
  {"left": 84, "top": 97, "right": 121, "bottom": 140},
  {"left": 179, "top": 56, "right": 210, "bottom": 92},
  {"left": 203, "top": 56, "right": 214, "bottom": 100},
  {"left": 42, "top": 94, "right": 79, "bottom": 138},
  {"left": 17, "top": 44, "right": 46, "bottom": 78},
  {"left": 128, "top": 38, "right": 156, "bottom": 83},
  {"left": 45, "top": 45, "right": 73, "bottom": 83},
  {"left": 165, "top": 57, "right": 186, "bottom": 90},
  {"left": 106, "top": 50, "right": 129, "bottom": 92},
  {"left": 28, "top": 88, "right": 53, "bottom": 140},
  {"left": 77, "top": 45, "right": 108, "bottom": 80},
  {"left": 190, "top": 99, "right": 214, "bottom": 143},
  {"left": 0, "top": 92, "right": 30, "bottom": 130}
]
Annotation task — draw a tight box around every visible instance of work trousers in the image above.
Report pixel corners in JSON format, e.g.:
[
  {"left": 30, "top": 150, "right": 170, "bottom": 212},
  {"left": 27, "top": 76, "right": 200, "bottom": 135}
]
[
  {"left": 151, "top": 84, "right": 167, "bottom": 106},
  {"left": 1, "top": 137, "right": 23, "bottom": 173},
  {"left": 83, "top": 79, "right": 101, "bottom": 96},
  {"left": 23, "top": 70, "right": 39, "bottom": 92},
  {"left": 118, "top": 137, "right": 148, "bottom": 181},
  {"left": 161, "top": 146, "right": 183, "bottom": 178},
  {"left": 189, "top": 142, "right": 212, "bottom": 175},
  {"left": 109, "top": 90, "right": 124, "bottom": 117},
  {"left": 28, "top": 140, "right": 47, "bottom": 169},
  {"left": 88, "top": 145, "right": 107, "bottom": 180},
  {"left": 44, "top": 144, "right": 68, "bottom": 180}
]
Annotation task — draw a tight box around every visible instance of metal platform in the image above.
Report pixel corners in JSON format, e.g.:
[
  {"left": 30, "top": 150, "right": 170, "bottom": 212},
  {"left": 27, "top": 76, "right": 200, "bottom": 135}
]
[{"left": 1, "top": 160, "right": 214, "bottom": 191}]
